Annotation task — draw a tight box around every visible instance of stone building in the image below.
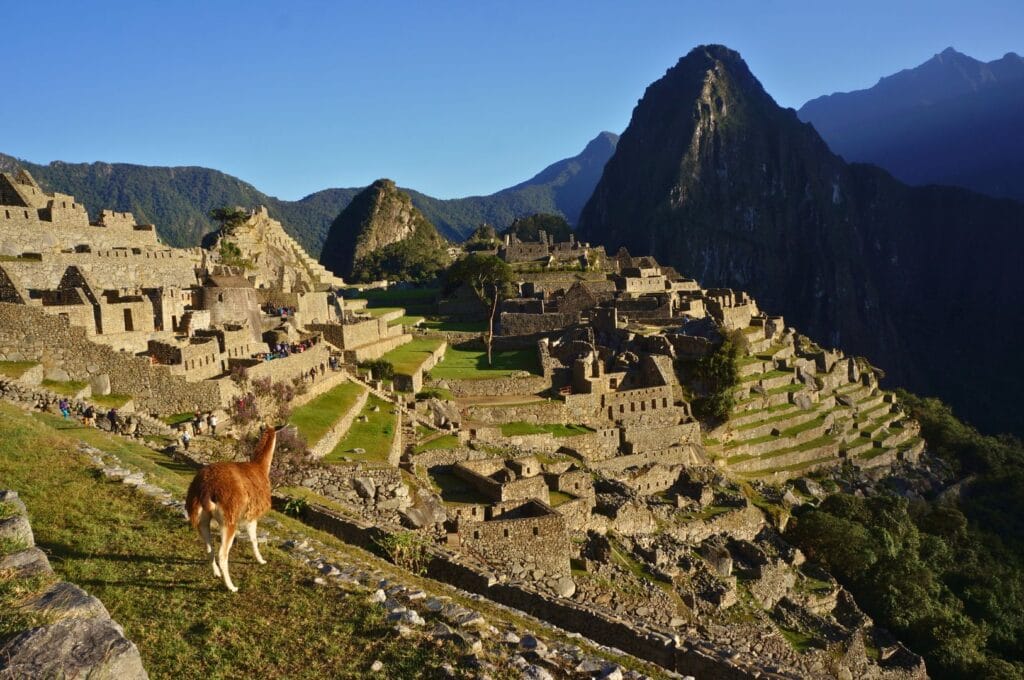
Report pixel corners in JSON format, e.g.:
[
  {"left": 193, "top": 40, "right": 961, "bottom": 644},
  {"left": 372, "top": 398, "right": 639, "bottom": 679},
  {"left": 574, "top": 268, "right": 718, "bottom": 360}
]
[{"left": 499, "top": 230, "right": 591, "bottom": 264}]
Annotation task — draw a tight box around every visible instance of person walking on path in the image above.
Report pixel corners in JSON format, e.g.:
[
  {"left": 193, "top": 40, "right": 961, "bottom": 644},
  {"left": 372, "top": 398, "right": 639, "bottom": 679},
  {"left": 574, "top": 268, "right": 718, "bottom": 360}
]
[
  {"left": 207, "top": 412, "right": 218, "bottom": 436},
  {"left": 192, "top": 410, "right": 203, "bottom": 436},
  {"left": 58, "top": 398, "right": 70, "bottom": 419},
  {"left": 181, "top": 428, "right": 191, "bottom": 451},
  {"left": 106, "top": 408, "right": 118, "bottom": 432},
  {"left": 83, "top": 405, "right": 96, "bottom": 427}
]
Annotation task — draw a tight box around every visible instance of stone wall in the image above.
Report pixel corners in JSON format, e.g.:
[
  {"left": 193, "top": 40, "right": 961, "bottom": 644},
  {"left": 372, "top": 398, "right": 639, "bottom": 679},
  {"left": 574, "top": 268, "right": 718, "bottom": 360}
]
[
  {"left": 0, "top": 489, "right": 148, "bottom": 679},
  {"left": 499, "top": 311, "right": 577, "bottom": 336},
  {"left": 439, "top": 374, "right": 551, "bottom": 398},
  {"left": 2, "top": 249, "right": 198, "bottom": 291},
  {"left": 0, "top": 302, "right": 223, "bottom": 414},
  {"left": 456, "top": 500, "right": 571, "bottom": 577}
]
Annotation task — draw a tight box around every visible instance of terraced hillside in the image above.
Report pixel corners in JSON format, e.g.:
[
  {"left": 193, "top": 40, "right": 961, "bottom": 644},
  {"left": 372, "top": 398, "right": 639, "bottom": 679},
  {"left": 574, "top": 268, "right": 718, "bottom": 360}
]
[{"left": 706, "top": 322, "right": 925, "bottom": 480}]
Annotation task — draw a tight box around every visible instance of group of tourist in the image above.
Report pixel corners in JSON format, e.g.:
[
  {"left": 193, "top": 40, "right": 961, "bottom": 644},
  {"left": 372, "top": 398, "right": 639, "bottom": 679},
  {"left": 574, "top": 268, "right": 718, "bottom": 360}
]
[
  {"left": 176, "top": 410, "right": 218, "bottom": 451},
  {"left": 262, "top": 338, "right": 317, "bottom": 362},
  {"left": 262, "top": 304, "right": 297, "bottom": 319}
]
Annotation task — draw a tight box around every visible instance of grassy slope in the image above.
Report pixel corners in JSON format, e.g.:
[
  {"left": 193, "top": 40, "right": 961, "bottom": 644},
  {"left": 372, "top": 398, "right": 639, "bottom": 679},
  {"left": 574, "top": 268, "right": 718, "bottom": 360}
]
[
  {"left": 288, "top": 381, "right": 366, "bottom": 447},
  {"left": 381, "top": 337, "right": 446, "bottom": 377},
  {"left": 324, "top": 395, "right": 396, "bottom": 464},
  {"left": 0, "top": 404, "right": 460, "bottom": 678}
]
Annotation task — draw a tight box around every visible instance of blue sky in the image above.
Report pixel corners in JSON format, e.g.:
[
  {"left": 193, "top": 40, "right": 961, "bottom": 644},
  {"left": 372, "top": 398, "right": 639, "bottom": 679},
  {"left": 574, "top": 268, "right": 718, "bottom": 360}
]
[{"left": 2, "top": 0, "right": 1020, "bottom": 200}]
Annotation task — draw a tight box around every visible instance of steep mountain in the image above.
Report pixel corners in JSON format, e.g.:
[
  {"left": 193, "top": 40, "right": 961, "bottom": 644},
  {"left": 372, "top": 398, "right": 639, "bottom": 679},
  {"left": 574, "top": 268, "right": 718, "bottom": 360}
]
[
  {"left": 318, "top": 179, "right": 447, "bottom": 281},
  {"left": 0, "top": 131, "right": 616, "bottom": 253},
  {"left": 798, "top": 47, "right": 1024, "bottom": 201},
  {"left": 578, "top": 44, "right": 1024, "bottom": 436}
]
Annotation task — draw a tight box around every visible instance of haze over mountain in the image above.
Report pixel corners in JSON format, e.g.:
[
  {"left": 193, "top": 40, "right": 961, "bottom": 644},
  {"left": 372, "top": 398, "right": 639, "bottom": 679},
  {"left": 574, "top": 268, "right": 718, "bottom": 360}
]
[
  {"left": 578, "top": 44, "right": 1024, "bottom": 436},
  {"left": 798, "top": 47, "right": 1024, "bottom": 201},
  {"left": 0, "top": 131, "right": 617, "bottom": 255}
]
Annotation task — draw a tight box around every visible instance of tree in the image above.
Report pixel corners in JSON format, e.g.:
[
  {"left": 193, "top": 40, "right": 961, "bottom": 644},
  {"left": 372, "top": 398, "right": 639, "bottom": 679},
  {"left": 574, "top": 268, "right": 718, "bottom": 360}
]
[
  {"left": 209, "top": 206, "right": 249, "bottom": 235},
  {"left": 445, "top": 254, "right": 514, "bottom": 365},
  {"left": 504, "top": 213, "right": 573, "bottom": 242}
]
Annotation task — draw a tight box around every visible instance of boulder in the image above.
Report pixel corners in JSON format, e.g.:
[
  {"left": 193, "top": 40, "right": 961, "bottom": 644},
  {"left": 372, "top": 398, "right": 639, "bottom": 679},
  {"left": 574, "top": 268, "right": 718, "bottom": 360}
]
[
  {"left": 25, "top": 582, "right": 111, "bottom": 622},
  {"left": 89, "top": 374, "right": 111, "bottom": 396},
  {"left": 794, "top": 393, "right": 814, "bottom": 410},
  {"left": 0, "top": 514, "right": 34, "bottom": 551},
  {"left": 0, "top": 547, "right": 53, "bottom": 579},
  {"left": 795, "top": 477, "right": 825, "bottom": 499},
  {"left": 43, "top": 368, "right": 71, "bottom": 383},
  {"left": 352, "top": 477, "right": 376, "bottom": 500},
  {"left": 552, "top": 576, "right": 576, "bottom": 598},
  {"left": 0, "top": 618, "right": 148, "bottom": 680}
]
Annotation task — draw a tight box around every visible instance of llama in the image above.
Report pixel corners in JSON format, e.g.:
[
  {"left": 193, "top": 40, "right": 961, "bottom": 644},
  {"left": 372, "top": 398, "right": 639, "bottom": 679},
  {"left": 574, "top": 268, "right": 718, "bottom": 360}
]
[{"left": 186, "top": 425, "right": 277, "bottom": 592}]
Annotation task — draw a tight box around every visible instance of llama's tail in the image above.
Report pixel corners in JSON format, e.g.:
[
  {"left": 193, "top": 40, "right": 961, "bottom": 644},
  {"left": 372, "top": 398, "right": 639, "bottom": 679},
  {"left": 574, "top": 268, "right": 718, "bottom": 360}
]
[{"left": 185, "top": 473, "right": 212, "bottom": 530}]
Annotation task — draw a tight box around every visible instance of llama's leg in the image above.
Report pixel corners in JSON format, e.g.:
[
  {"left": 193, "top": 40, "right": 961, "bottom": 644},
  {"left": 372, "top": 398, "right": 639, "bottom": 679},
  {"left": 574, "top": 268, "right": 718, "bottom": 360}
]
[
  {"left": 197, "top": 510, "right": 221, "bottom": 578},
  {"left": 246, "top": 521, "right": 266, "bottom": 565},
  {"left": 217, "top": 521, "right": 239, "bottom": 593}
]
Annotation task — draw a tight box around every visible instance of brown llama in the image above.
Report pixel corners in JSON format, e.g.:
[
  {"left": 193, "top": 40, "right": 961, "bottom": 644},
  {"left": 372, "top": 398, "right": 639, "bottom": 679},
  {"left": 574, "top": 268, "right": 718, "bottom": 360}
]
[{"left": 186, "top": 425, "right": 277, "bottom": 592}]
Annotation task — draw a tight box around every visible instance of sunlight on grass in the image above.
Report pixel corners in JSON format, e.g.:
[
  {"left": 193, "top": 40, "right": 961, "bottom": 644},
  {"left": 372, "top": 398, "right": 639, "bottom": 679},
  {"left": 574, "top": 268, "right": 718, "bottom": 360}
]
[{"left": 429, "top": 346, "right": 539, "bottom": 380}]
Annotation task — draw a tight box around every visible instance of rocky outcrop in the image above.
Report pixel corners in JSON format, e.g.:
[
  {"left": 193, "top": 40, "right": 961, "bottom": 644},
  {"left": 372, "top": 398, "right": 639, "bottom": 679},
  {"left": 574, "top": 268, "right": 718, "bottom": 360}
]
[
  {"left": 577, "top": 44, "right": 1024, "bottom": 437},
  {"left": 0, "top": 490, "right": 148, "bottom": 680},
  {"left": 318, "top": 179, "right": 447, "bottom": 280}
]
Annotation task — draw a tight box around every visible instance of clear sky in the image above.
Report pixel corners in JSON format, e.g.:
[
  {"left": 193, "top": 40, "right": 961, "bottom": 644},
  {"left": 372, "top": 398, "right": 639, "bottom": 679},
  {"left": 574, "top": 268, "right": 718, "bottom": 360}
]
[{"left": 2, "top": 0, "right": 1020, "bottom": 200}]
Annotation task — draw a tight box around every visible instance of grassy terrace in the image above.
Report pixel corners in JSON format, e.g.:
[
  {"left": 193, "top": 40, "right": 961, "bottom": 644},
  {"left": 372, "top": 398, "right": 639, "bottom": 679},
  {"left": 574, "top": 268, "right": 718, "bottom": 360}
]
[
  {"left": 430, "top": 346, "right": 540, "bottom": 380},
  {"left": 413, "top": 434, "right": 459, "bottom": 453},
  {"left": 500, "top": 422, "right": 593, "bottom": 438},
  {"left": 90, "top": 393, "right": 133, "bottom": 409},
  {"left": 40, "top": 379, "right": 88, "bottom": 396},
  {"left": 547, "top": 490, "right": 576, "bottom": 508},
  {"left": 323, "top": 394, "right": 395, "bottom": 464},
  {"left": 0, "top": 403, "right": 463, "bottom": 678},
  {"left": 390, "top": 315, "right": 425, "bottom": 327},
  {"left": 742, "top": 454, "right": 838, "bottom": 478},
  {"left": 344, "top": 286, "right": 438, "bottom": 316},
  {"left": 733, "top": 406, "right": 809, "bottom": 432},
  {"left": 288, "top": 380, "right": 365, "bottom": 447},
  {"left": 0, "top": 360, "right": 37, "bottom": 379},
  {"left": 727, "top": 434, "right": 838, "bottom": 465},
  {"left": 381, "top": 337, "right": 446, "bottom": 378},
  {"left": 420, "top": 318, "right": 488, "bottom": 333},
  {"left": 740, "top": 369, "right": 791, "bottom": 384}
]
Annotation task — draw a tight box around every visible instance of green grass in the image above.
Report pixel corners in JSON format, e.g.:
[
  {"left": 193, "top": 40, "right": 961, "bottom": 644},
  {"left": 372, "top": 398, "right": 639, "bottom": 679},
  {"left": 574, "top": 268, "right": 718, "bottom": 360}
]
[
  {"left": 499, "top": 422, "right": 593, "bottom": 438},
  {"left": 777, "top": 625, "right": 820, "bottom": 652},
  {"left": 390, "top": 315, "right": 425, "bottom": 327},
  {"left": 364, "top": 306, "right": 404, "bottom": 318},
  {"left": 0, "top": 360, "right": 37, "bottom": 379},
  {"left": 288, "top": 381, "right": 365, "bottom": 446},
  {"left": 90, "top": 393, "right": 132, "bottom": 409},
  {"left": 413, "top": 434, "right": 459, "bottom": 453},
  {"left": 40, "top": 379, "right": 88, "bottom": 396},
  {"left": 344, "top": 287, "right": 438, "bottom": 315},
  {"left": 161, "top": 412, "right": 194, "bottom": 427},
  {"left": 381, "top": 337, "right": 446, "bottom": 377},
  {"left": 429, "top": 347, "right": 540, "bottom": 380},
  {"left": 0, "top": 403, "right": 465, "bottom": 678},
  {"left": 323, "top": 395, "right": 396, "bottom": 464},
  {"left": 420, "top": 318, "right": 488, "bottom": 333},
  {"left": 548, "top": 490, "right": 576, "bottom": 507}
]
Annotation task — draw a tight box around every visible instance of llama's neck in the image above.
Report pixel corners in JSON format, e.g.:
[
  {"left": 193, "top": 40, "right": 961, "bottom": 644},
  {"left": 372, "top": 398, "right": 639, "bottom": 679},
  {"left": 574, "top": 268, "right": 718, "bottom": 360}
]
[{"left": 251, "top": 430, "right": 276, "bottom": 478}]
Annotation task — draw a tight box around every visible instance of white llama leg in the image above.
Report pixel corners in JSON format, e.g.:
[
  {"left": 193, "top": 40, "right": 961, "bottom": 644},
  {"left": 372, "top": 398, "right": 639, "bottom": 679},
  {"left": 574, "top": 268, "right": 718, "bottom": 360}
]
[
  {"left": 218, "top": 523, "right": 238, "bottom": 593},
  {"left": 198, "top": 510, "right": 221, "bottom": 577},
  {"left": 246, "top": 521, "right": 266, "bottom": 564}
]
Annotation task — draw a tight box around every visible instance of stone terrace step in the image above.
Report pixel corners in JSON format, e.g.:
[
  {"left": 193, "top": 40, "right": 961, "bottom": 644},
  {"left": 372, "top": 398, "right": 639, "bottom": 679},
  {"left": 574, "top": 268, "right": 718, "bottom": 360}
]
[
  {"left": 729, "top": 402, "right": 797, "bottom": 428},
  {"left": 728, "top": 407, "right": 824, "bottom": 441},
  {"left": 728, "top": 433, "right": 842, "bottom": 473},
  {"left": 724, "top": 414, "right": 832, "bottom": 457}
]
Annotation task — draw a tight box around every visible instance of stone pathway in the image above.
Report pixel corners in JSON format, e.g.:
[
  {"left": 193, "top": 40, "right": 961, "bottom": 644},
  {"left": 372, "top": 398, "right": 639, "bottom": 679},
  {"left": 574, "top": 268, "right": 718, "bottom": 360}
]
[{"left": 76, "top": 441, "right": 680, "bottom": 679}]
